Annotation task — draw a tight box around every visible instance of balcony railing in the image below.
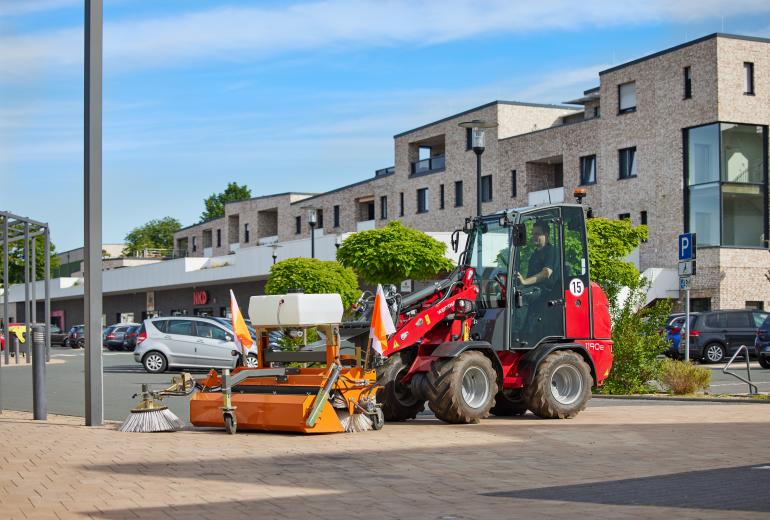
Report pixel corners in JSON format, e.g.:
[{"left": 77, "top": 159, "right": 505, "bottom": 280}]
[
  {"left": 410, "top": 154, "right": 445, "bottom": 175},
  {"left": 375, "top": 166, "right": 395, "bottom": 177}
]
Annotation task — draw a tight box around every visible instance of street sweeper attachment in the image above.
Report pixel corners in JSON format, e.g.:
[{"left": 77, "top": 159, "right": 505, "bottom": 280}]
[
  {"left": 119, "top": 373, "right": 195, "bottom": 433},
  {"left": 188, "top": 293, "right": 384, "bottom": 434}
]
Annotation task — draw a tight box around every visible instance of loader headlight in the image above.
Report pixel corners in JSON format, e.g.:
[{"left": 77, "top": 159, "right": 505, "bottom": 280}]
[{"left": 454, "top": 299, "right": 476, "bottom": 318}]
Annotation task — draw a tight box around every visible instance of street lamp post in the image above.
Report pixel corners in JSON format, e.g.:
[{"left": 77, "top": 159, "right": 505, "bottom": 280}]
[
  {"left": 458, "top": 119, "right": 497, "bottom": 217},
  {"left": 335, "top": 234, "right": 342, "bottom": 251},
  {"left": 303, "top": 207, "right": 318, "bottom": 259},
  {"left": 270, "top": 243, "right": 281, "bottom": 265}
]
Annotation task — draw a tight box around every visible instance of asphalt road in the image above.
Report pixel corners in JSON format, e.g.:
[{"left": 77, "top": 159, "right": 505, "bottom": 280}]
[{"left": 1, "top": 347, "right": 768, "bottom": 424}]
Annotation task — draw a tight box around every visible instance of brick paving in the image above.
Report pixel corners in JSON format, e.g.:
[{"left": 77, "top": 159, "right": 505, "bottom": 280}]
[{"left": 0, "top": 403, "right": 768, "bottom": 519}]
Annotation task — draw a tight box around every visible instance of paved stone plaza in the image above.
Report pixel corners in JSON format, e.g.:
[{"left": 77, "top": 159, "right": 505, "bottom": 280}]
[{"left": 0, "top": 403, "right": 768, "bottom": 519}]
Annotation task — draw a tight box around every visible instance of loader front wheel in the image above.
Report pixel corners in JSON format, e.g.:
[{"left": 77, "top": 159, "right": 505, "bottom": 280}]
[
  {"left": 427, "top": 351, "right": 498, "bottom": 424},
  {"left": 377, "top": 352, "right": 425, "bottom": 421},
  {"left": 525, "top": 350, "right": 591, "bottom": 419}
]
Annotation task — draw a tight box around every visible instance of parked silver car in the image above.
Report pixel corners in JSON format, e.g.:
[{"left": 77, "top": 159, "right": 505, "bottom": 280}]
[{"left": 134, "top": 317, "right": 258, "bottom": 373}]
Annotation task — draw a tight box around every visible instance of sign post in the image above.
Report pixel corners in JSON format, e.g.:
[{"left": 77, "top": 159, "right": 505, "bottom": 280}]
[{"left": 678, "top": 233, "right": 696, "bottom": 362}]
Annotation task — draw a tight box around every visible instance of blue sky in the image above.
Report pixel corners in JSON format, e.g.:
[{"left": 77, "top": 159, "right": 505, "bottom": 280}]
[{"left": 2, "top": 0, "right": 770, "bottom": 252}]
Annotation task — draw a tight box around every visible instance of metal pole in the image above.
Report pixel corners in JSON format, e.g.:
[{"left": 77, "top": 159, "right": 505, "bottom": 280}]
[
  {"left": 84, "top": 0, "right": 104, "bottom": 426},
  {"left": 31, "top": 234, "right": 36, "bottom": 326},
  {"left": 24, "top": 223, "right": 30, "bottom": 364},
  {"left": 684, "top": 287, "right": 691, "bottom": 362},
  {"left": 310, "top": 223, "right": 315, "bottom": 259},
  {"left": 2, "top": 215, "right": 8, "bottom": 365},
  {"left": 475, "top": 150, "right": 483, "bottom": 217},
  {"left": 32, "top": 324, "right": 46, "bottom": 420},
  {"left": 44, "top": 228, "right": 51, "bottom": 362}
]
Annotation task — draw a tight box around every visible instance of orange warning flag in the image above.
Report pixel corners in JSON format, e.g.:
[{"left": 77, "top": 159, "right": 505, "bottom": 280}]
[
  {"left": 370, "top": 284, "right": 396, "bottom": 355},
  {"left": 230, "top": 290, "right": 253, "bottom": 352}
]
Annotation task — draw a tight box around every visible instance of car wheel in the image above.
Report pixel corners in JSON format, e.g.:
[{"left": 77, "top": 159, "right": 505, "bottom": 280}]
[
  {"left": 703, "top": 343, "right": 725, "bottom": 364},
  {"left": 75, "top": 338, "right": 85, "bottom": 349},
  {"left": 143, "top": 351, "right": 168, "bottom": 373},
  {"left": 244, "top": 354, "right": 258, "bottom": 368},
  {"left": 758, "top": 356, "right": 770, "bottom": 369}
]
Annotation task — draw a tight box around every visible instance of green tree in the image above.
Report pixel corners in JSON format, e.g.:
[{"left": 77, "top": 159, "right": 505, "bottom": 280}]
[
  {"left": 0, "top": 237, "right": 59, "bottom": 285},
  {"left": 200, "top": 182, "right": 252, "bottom": 222},
  {"left": 123, "top": 217, "right": 181, "bottom": 256},
  {"left": 265, "top": 258, "right": 360, "bottom": 308},
  {"left": 586, "top": 218, "right": 648, "bottom": 305},
  {"left": 336, "top": 221, "right": 454, "bottom": 285}
]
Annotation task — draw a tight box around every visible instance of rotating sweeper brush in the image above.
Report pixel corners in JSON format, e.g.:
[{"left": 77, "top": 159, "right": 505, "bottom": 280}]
[{"left": 189, "top": 293, "right": 384, "bottom": 434}]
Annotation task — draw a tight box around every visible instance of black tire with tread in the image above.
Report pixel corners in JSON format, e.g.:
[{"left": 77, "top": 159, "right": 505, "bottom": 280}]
[
  {"left": 224, "top": 413, "right": 237, "bottom": 434},
  {"left": 142, "top": 351, "right": 168, "bottom": 374},
  {"left": 525, "top": 350, "right": 592, "bottom": 419},
  {"left": 490, "top": 390, "right": 528, "bottom": 416},
  {"left": 702, "top": 342, "right": 725, "bottom": 364},
  {"left": 377, "top": 351, "right": 425, "bottom": 421},
  {"left": 425, "top": 351, "right": 498, "bottom": 424},
  {"left": 758, "top": 356, "right": 770, "bottom": 369}
]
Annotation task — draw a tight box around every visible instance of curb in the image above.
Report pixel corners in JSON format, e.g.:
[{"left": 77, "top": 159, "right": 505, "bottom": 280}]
[{"left": 592, "top": 394, "right": 770, "bottom": 404}]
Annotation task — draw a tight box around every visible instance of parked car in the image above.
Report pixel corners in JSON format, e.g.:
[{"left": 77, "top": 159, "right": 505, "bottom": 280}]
[
  {"left": 103, "top": 325, "right": 135, "bottom": 351},
  {"left": 664, "top": 313, "right": 696, "bottom": 359},
  {"left": 122, "top": 325, "right": 142, "bottom": 351},
  {"left": 133, "top": 317, "right": 258, "bottom": 373},
  {"left": 65, "top": 325, "right": 85, "bottom": 349},
  {"left": 678, "top": 309, "right": 767, "bottom": 363},
  {"left": 49, "top": 324, "right": 68, "bottom": 346},
  {"left": 754, "top": 314, "right": 770, "bottom": 369}
]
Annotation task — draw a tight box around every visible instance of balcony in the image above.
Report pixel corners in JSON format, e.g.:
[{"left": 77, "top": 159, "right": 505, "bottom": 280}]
[
  {"left": 528, "top": 187, "right": 564, "bottom": 206},
  {"left": 410, "top": 154, "right": 445, "bottom": 176},
  {"left": 375, "top": 166, "right": 395, "bottom": 177}
]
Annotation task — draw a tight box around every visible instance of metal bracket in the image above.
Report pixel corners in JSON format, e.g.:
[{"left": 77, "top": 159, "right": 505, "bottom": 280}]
[{"left": 723, "top": 345, "right": 758, "bottom": 395}]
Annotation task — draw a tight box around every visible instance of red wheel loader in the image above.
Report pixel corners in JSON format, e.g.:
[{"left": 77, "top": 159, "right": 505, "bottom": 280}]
[{"left": 365, "top": 201, "right": 613, "bottom": 423}]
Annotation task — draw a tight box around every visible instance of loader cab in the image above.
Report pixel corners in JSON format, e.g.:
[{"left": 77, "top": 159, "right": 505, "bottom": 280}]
[{"left": 464, "top": 204, "right": 590, "bottom": 350}]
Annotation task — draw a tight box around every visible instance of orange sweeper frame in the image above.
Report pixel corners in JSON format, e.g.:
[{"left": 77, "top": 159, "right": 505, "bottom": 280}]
[{"left": 189, "top": 323, "right": 383, "bottom": 434}]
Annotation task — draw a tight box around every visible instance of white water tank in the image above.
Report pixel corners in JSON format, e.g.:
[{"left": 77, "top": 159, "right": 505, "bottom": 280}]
[{"left": 248, "top": 293, "right": 344, "bottom": 327}]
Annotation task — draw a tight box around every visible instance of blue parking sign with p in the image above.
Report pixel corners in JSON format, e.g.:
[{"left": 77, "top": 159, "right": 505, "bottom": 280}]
[{"left": 679, "top": 233, "right": 696, "bottom": 261}]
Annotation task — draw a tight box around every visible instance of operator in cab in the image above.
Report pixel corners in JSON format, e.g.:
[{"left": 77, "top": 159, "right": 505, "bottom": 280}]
[{"left": 516, "top": 220, "right": 556, "bottom": 288}]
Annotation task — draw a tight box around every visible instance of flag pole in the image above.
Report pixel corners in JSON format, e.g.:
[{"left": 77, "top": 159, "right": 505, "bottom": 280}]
[{"left": 363, "top": 337, "right": 373, "bottom": 372}]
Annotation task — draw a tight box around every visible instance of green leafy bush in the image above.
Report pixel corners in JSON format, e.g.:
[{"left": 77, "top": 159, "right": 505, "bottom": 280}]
[
  {"left": 602, "top": 284, "right": 670, "bottom": 394},
  {"left": 265, "top": 257, "right": 360, "bottom": 309},
  {"left": 336, "top": 221, "right": 454, "bottom": 285},
  {"left": 660, "top": 359, "right": 711, "bottom": 395}
]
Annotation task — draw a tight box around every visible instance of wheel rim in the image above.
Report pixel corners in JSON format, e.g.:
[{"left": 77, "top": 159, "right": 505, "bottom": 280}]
[
  {"left": 146, "top": 354, "right": 163, "bottom": 372},
  {"left": 245, "top": 356, "right": 258, "bottom": 368},
  {"left": 706, "top": 345, "right": 723, "bottom": 362},
  {"left": 549, "top": 365, "right": 583, "bottom": 406},
  {"left": 461, "top": 366, "right": 490, "bottom": 409},
  {"left": 393, "top": 366, "right": 418, "bottom": 406}
]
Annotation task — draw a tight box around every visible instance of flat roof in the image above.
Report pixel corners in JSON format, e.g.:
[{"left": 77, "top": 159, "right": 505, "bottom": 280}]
[
  {"left": 393, "top": 100, "right": 579, "bottom": 138},
  {"left": 600, "top": 33, "right": 770, "bottom": 76}
]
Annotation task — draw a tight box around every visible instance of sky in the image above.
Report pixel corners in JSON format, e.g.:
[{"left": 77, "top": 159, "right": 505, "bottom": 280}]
[{"left": 2, "top": 0, "right": 770, "bottom": 252}]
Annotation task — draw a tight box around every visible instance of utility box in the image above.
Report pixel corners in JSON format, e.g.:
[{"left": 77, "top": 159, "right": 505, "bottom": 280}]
[{"left": 248, "top": 293, "right": 343, "bottom": 327}]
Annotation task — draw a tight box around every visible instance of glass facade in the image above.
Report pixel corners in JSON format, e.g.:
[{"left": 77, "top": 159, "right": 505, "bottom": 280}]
[{"left": 686, "top": 123, "right": 768, "bottom": 247}]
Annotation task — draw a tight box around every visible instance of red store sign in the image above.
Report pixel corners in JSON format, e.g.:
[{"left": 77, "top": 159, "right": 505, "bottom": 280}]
[{"left": 192, "top": 289, "right": 209, "bottom": 306}]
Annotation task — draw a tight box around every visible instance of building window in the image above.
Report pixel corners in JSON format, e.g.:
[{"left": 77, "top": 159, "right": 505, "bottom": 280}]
[
  {"left": 466, "top": 128, "right": 473, "bottom": 150},
  {"left": 192, "top": 236, "right": 197, "bottom": 252},
  {"left": 744, "top": 62, "right": 755, "bottom": 95},
  {"left": 683, "top": 66, "right": 692, "bottom": 99},
  {"left": 593, "top": 106, "right": 600, "bottom": 118},
  {"left": 640, "top": 210, "right": 647, "bottom": 225},
  {"left": 746, "top": 301, "right": 764, "bottom": 310},
  {"left": 316, "top": 210, "right": 324, "bottom": 228},
  {"left": 333, "top": 205, "right": 340, "bottom": 228},
  {"left": 216, "top": 229, "right": 221, "bottom": 248},
  {"left": 619, "top": 147, "right": 637, "bottom": 179},
  {"left": 580, "top": 155, "right": 596, "bottom": 185},
  {"left": 295, "top": 216, "right": 301, "bottom": 235},
  {"left": 399, "top": 192, "right": 404, "bottom": 217},
  {"left": 619, "top": 213, "right": 631, "bottom": 221},
  {"left": 439, "top": 184, "right": 445, "bottom": 209},
  {"left": 511, "top": 170, "right": 517, "bottom": 197},
  {"left": 481, "top": 175, "right": 493, "bottom": 202},
  {"left": 380, "top": 195, "right": 388, "bottom": 220},
  {"left": 417, "top": 188, "right": 429, "bottom": 214},
  {"left": 455, "top": 181, "right": 463, "bottom": 207},
  {"left": 618, "top": 81, "right": 636, "bottom": 114},
  {"left": 685, "top": 123, "right": 768, "bottom": 247},
  {"left": 244, "top": 223, "right": 249, "bottom": 243}
]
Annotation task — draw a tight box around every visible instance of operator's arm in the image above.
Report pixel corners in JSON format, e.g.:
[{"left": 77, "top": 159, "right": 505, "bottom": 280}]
[{"left": 517, "top": 267, "right": 553, "bottom": 286}]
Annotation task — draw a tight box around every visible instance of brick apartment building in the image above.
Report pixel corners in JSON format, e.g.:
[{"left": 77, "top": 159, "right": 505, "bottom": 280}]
[{"left": 174, "top": 33, "right": 770, "bottom": 311}]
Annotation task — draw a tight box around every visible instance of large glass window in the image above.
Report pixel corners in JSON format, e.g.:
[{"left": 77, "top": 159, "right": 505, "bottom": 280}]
[{"left": 686, "top": 123, "right": 768, "bottom": 248}]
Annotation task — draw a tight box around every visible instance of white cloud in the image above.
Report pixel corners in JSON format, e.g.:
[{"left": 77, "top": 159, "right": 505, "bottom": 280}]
[{"left": 2, "top": 0, "right": 770, "bottom": 75}]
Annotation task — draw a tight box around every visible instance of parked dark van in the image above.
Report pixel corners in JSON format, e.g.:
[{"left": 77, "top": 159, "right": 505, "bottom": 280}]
[{"left": 678, "top": 309, "right": 767, "bottom": 363}]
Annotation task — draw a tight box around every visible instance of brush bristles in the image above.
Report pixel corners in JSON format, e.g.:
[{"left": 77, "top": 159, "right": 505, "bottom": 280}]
[
  {"left": 119, "top": 408, "right": 184, "bottom": 433},
  {"left": 336, "top": 409, "right": 373, "bottom": 433}
]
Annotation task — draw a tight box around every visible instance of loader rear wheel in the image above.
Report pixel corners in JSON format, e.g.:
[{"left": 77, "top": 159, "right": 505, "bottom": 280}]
[
  {"left": 427, "top": 351, "right": 498, "bottom": 424},
  {"left": 490, "top": 389, "right": 528, "bottom": 416},
  {"left": 525, "top": 350, "right": 591, "bottom": 419},
  {"left": 377, "top": 352, "right": 425, "bottom": 421}
]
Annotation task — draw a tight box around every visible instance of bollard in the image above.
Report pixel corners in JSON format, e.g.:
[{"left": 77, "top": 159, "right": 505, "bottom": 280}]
[
  {"left": 32, "top": 324, "right": 47, "bottom": 420},
  {"left": 13, "top": 335, "right": 19, "bottom": 365}
]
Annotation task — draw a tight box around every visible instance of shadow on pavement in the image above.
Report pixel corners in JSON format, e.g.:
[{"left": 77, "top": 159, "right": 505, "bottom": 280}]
[{"left": 483, "top": 464, "right": 770, "bottom": 512}]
